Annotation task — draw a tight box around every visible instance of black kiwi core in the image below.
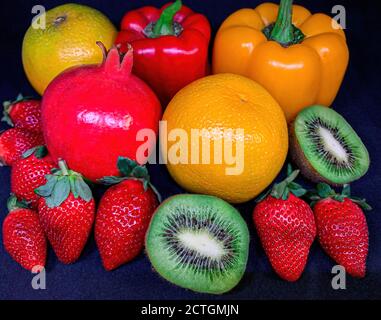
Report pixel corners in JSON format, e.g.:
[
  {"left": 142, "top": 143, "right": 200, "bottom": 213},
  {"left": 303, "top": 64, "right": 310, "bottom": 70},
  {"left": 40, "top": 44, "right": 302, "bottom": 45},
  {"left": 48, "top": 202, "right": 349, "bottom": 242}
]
[
  {"left": 291, "top": 105, "right": 370, "bottom": 185},
  {"left": 146, "top": 194, "right": 249, "bottom": 294}
]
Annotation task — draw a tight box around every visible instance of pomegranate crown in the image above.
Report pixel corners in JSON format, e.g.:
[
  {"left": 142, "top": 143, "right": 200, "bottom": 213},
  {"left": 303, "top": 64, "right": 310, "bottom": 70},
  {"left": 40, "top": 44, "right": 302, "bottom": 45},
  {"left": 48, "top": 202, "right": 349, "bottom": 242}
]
[{"left": 97, "top": 41, "right": 133, "bottom": 78}]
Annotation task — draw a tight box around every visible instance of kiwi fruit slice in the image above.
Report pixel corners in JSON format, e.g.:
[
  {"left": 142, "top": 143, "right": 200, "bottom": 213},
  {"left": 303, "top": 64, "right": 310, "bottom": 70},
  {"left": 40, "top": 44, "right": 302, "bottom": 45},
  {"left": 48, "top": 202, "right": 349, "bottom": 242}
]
[
  {"left": 145, "top": 194, "right": 249, "bottom": 295},
  {"left": 290, "top": 105, "right": 370, "bottom": 185}
]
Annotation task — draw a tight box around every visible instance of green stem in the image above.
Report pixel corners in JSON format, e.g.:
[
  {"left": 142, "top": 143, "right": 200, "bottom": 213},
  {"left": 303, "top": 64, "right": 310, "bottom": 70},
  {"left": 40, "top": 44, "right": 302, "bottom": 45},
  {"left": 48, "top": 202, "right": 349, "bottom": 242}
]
[
  {"left": 152, "top": 0, "right": 182, "bottom": 37},
  {"left": 58, "top": 159, "right": 69, "bottom": 176},
  {"left": 270, "top": 0, "right": 295, "bottom": 46},
  {"left": 7, "top": 195, "right": 29, "bottom": 212}
]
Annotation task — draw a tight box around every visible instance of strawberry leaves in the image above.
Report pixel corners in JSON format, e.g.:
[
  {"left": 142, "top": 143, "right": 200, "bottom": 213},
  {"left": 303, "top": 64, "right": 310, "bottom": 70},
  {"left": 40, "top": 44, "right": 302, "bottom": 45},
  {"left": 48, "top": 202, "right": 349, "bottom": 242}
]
[
  {"left": 35, "top": 160, "right": 93, "bottom": 208},
  {"left": 101, "top": 157, "right": 150, "bottom": 186},
  {"left": 259, "top": 164, "right": 307, "bottom": 201},
  {"left": 308, "top": 183, "right": 372, "bottom": 211},
  {"left": 2, "top": 93, "right": 33, "bottom": 127},
  {"left": 22, "top": 146, "right": 48, "bottom": 159},
  {"left": 74, "top": 176, "right": 93, "bottom": 201},
  {"left": 256, "top": 164, "right": 307, "bottom": 202},
  {"left": 256, "top": 163, "right": 372, "bottom": 212},
  {"left": 100, "top": 157, "right": 162, "bottom": 202},
  {"left": 2, "top": 100, "right": 13, "bottom": 126},
  {"left": 117, "top": 157, "right": 141, "bottom": 177},
  {"left": 7, "top": 194, "right": 30, "bottom": 212},
  {"left": 36, "top": 175, "right": 57, "bottom": 197}
]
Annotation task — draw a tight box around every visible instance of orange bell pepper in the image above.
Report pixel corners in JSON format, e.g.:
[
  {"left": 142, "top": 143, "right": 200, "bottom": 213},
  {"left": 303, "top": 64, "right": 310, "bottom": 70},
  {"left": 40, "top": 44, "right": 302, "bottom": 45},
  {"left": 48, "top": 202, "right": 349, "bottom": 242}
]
[{"left": 212, "top": 0, "right": 349, "bottom": 122}]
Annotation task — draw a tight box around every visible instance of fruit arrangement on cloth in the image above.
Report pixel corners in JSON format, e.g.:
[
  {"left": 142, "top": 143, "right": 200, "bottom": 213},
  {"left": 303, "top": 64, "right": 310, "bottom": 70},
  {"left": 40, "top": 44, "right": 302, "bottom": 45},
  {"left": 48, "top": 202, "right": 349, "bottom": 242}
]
[{"left": 0, "top": 0, "right": 373, "bottom": 295}]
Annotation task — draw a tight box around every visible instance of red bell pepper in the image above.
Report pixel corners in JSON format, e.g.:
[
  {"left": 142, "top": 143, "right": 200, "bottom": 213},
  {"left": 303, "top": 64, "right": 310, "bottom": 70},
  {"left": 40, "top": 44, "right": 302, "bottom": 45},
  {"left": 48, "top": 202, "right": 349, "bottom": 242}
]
[{"left": 116, "top": 0, "right": 211, "bottom": 106}]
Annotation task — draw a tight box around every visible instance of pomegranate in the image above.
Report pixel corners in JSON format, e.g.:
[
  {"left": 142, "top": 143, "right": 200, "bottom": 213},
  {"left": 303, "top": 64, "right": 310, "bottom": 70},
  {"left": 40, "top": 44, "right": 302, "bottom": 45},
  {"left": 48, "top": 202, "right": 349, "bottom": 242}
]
[{"left": 41, "top": 43, "right": 162, "bottom": 182}]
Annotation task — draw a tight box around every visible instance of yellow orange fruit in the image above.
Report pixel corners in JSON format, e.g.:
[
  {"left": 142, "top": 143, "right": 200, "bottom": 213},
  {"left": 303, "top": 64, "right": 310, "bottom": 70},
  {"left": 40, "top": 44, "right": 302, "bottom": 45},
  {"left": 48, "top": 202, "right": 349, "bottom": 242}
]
[
  {"left": 22, "top": 3, "right": 117, "bottom": 95},
  {"left": 161, "top": 73, "right": 288, "bottom": 203}
]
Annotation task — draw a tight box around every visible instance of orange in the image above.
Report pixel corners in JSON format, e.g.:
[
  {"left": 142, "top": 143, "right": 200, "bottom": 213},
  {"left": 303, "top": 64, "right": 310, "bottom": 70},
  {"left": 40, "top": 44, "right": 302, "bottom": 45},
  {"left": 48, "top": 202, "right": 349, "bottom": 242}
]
[
  {"left": 22, "top": 3, "right": 117, "bottom": 95},
  {"left": 161, "top": 73, "right": 288, "bottom": 203}
]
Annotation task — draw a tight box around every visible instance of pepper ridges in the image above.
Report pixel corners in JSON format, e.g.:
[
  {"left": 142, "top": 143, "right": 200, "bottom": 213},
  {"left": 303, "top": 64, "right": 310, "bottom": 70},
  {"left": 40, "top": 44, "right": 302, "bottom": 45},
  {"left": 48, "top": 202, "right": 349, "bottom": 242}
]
[
  {"left": 115, "top": 1, "right": 211, "bottom": 106},
  {"left": 213, "top": 0, "right": 349, "bottom": 122}
]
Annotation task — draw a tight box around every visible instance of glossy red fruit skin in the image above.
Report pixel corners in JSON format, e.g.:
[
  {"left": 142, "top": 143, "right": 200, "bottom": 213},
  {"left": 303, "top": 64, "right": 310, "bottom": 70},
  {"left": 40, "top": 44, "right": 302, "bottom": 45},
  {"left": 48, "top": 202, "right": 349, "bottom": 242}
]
[
  {"left": 41, "top": 47, "right": 162, "bottom": 182},
  {"left": 116, "top": 2, "right": 211, "bottom": 106},
  {"left": 0, "top": 128, "right": 44, "bottom": 166},
  {"left": 314, "top": 198, "right": 369, "bottom": 278},
  {"left": 3, "top": 208, "right": 47, "bottom": 271},
  {"left": 95, "top": 179, "right": 158, "bottom": 271},
  {"left": 8, "top": 100, "right": 42, "bottom": 133},
  {"left": 37, "top": 194, "right": 95, "bottom": 264},
  {"left": 11, "top": 154, "right": 55, "bottom": 209},
  {"left": 253, "top": 194, "right": 316, "bottom": 282}
]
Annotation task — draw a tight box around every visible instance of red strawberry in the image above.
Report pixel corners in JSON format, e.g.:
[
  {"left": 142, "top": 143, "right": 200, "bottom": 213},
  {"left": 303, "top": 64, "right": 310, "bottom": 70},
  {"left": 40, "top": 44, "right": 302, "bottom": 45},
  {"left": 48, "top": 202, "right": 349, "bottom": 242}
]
[
  {"left": 11, "top": 146, "right": 55, "bottom": 209},
  {"left": 311, "top": 184, "right": 370, "bottom": 278},
  {"left": 2, "top": 196, "right": 47, "bottom": 271},
  {"left": 0, "top": 128, "right": 44, "bottom": 166},
  {"left": 2, "top": 94, "right": 41, "bottom": 133},
  {"left": 253, "top": 167, "right": 316, "bottom": 282},
  {"left": 36, "top": 160, "right": 95, "bottom": 264},
  {"left": 96, "top": 157, "right": 159, "bottom": 271}
]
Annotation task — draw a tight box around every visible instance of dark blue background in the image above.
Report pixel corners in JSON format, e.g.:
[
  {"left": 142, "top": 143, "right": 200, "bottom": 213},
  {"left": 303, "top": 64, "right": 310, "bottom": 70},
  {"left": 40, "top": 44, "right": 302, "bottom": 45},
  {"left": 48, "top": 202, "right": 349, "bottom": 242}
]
[{"left": 0, "top": 0, "right": 380, "bottom": 300}]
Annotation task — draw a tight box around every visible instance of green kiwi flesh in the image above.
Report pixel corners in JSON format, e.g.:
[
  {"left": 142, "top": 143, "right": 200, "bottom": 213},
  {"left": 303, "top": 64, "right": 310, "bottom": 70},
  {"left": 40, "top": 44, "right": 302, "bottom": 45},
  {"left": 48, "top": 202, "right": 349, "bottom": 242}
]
[
  {"left": 145, "top": 194, "right": 249, "bottom": 295},
  {"left": 290, "top": 105, "right": 370, "bottom": 185}
]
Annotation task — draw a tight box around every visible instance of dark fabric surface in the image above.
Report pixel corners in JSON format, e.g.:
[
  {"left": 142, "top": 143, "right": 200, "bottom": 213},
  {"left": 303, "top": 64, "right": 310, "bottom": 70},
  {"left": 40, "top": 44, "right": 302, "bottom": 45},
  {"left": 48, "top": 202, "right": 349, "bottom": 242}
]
[{"left": 0, "top": 0, "right": 380, "bottom": 300}]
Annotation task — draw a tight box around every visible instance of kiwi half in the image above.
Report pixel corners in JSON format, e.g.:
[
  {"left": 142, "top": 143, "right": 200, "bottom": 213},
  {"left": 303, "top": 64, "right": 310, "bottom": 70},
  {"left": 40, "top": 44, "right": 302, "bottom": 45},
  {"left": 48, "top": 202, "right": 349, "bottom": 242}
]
[
  {"left": 145, "top": 194, "right": 249, "bottom": 295},
  {"left": 290, "top": 105, "right": 370, "bottom": 185}
]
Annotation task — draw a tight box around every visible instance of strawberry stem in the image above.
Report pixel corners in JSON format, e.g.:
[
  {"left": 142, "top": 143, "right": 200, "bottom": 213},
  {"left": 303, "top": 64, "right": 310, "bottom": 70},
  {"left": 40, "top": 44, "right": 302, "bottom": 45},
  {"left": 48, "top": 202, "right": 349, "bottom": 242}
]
[
  {"left": 35, "top": 160, "right": 93, "bottom": 208},
  {"left": 58, "top": 159, "right": 69, "bottom": 176},
  {"left": 256, "top": 164, "right": 307, "bottom": 202}
]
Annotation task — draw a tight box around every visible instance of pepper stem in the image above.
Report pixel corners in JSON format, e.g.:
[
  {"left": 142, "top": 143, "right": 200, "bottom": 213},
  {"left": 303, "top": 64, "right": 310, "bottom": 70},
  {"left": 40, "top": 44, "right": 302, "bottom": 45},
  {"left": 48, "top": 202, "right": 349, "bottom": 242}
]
[
  {"left": 270, "top": 0, "right": 295, "bottom": 46},
  {"left": 152, "top": 0, "right": 182, "bottom": 37}
]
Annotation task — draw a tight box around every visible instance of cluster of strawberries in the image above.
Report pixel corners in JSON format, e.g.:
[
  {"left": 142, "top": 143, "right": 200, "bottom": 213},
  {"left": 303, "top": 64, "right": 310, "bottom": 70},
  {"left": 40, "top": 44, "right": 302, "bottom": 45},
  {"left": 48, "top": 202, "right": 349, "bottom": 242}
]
[
  {"left": 1, "top": 96, "right": 159, "bottom": 271},
  {"left": 253, "top": 167, "right": 371, "bottom": 281}
]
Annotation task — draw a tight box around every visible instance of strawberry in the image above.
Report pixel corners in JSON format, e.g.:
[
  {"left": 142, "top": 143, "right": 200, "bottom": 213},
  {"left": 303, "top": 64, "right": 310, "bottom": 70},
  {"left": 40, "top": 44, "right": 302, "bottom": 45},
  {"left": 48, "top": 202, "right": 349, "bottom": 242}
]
[
  {"left": 310, "top": 183, "right": 370, "bottom": 278},
  {"left": 35, "top": 160, "right": 95, "bottom": 264},
  {"left": 2, "top": 94, "right": 42, "bottom": 133},
  {"left": 11, "top": 146, "right": 55, "bottom": 209},
  {"left": 2, "top": 196, "right": 47, "bottom": 271},
  {"left": 96, "top": 157, "right": 160, "bottom": 271},
  {"left": 253, "top": 167, "right": 316, "bottom": 282},
  {"left": 0, "top": 128, "right": 44, "bottom": 166}
]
